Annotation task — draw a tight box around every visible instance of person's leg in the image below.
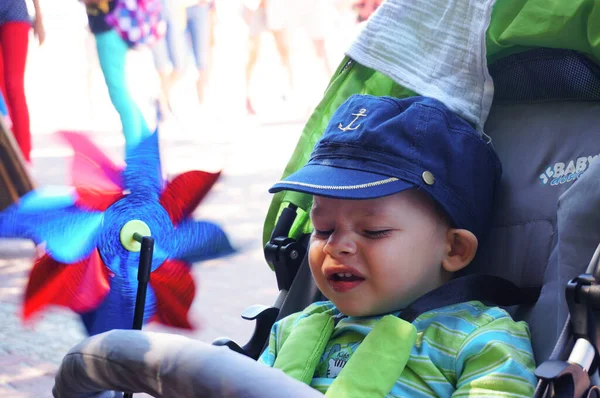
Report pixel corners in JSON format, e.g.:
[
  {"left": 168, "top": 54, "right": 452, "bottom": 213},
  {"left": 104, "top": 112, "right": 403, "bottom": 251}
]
[
  {"left": 265, "top": 0, "right": 293, "bottom": 92},
  {"left": 94, "top": 30, "right": 150, "bottom": 152},
  {"left": 0, "top": 22, "right": 31, "bottom": 162},
  {"left": 206, "top": 4, "right": 217, "bottom": 85},
  {"left": 310, "top": 38, "right": 332, "bottom": 77},
  {"left": 165, "top": 9, "right": 187, "bottom": 93},
  {"left": 304, "top": 0, "right": 333, "bottom": 76},
  {"left": 186, "top": 4, "right": 211, "bottom": 104},
  {"left": 244, "top": 6, "right": 265, "bottom": 114},
  {"left": 270, "top": 29, "right": 293, "bottom": 91},
  {"left": 245, "top": 35, "right": 260, "bottom": 114},
  {"left": 153, "top": 3, "right": 187, "bottom": 116},
  {"left": 152, "top": 33, "right": 174, "bottom": 115}
]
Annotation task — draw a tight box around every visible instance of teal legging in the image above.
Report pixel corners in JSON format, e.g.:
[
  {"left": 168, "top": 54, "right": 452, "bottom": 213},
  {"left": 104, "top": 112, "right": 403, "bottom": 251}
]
[{"left": 95, "top": 30, "right": 150, "bottom": 152}]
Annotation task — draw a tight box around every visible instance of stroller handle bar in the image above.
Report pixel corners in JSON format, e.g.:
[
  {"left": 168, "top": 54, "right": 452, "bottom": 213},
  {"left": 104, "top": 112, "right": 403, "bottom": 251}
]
[{"left": 52, "top": 329, "right": 324, "bottom": 398}]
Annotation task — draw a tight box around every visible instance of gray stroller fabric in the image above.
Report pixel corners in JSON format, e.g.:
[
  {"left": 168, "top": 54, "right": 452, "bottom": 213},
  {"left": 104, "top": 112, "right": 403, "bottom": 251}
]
[
  {"left": 53, "top": 330, "right": 323, "bottom": 398},
  {"left": 469, "top": 99, "right": 600, "bottom": 362},
  {"left": 443, "top": 49, "right": 600, "bottom": 363}
]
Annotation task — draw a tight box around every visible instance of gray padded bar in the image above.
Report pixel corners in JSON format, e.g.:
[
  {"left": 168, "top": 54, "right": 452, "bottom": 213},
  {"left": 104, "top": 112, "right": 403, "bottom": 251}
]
[{"left": 53, "top": 330, "right": 323, "bottom": 398}]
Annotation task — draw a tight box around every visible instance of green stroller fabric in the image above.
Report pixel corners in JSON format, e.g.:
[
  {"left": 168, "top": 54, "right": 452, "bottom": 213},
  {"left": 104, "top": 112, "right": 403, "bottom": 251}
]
[{"left": 262, "top": 0, "right": 600, "bottom": 255}]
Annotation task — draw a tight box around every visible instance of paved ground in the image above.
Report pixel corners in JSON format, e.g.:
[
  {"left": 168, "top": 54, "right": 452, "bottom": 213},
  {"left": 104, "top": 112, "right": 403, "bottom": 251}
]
[{"left": 0, "top": 1, "right": 358, "bottom": 396}]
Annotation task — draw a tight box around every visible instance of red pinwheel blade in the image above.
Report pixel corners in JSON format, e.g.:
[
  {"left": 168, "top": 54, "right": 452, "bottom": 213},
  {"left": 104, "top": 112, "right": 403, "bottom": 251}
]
[
  {"left": 159, "top": 171, "right": 221, "bottom": 225},
  {"left": 23, "top": 249, "right": 110, "bottom": 319},
  {"left": 58, "top": 132, "right": 125, "bottom": 211},
  {"left": 149, "top": 259, "right": 195, "bottom": 329},
  {"left": 59, "top": 131, "right": 124, "bottom": 188},
  {"left": 75, "top": 186, "right": 124, "bottom": 212}
]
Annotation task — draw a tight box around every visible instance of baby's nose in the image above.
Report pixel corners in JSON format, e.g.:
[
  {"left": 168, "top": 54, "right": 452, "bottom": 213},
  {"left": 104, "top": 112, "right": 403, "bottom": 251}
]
[{"left": 324, "top": 231, "right": 357, "bottom": 256}]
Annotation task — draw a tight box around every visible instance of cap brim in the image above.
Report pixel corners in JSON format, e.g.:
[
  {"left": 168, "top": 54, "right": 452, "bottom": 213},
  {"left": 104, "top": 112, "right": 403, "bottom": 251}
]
[{"left": 269, "top": 164, "right": 414, "bottom": 199}]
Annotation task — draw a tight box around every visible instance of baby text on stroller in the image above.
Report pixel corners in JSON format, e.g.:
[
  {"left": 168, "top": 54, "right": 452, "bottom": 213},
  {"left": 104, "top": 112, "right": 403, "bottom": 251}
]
[{"left": 539, "top": 154, "right": 599, "bottom": 186}]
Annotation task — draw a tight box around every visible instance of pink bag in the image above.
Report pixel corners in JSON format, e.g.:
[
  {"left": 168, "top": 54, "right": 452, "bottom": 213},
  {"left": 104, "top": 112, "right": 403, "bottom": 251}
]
[{"left": 105, "top": 0, "right": 166, "bottom": 48}]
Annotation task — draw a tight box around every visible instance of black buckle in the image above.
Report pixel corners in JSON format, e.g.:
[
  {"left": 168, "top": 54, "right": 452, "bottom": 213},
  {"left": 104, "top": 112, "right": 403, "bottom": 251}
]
[
  {"left": 566, "top": 274, "right": 600, "bottom": 342},
  {"left": 264, "top": 236, "right": 306, "bottom": 291},
  {"left": 566, "top": 241, "right": 600, "bottom": 352},
  {"left": 264, "top": 203, "right": 306, "bottom": 291},
  {"left": 216, "top": 204, "right": 308, "bottom": 359},
  {"left": 212, "top": 305, "right": 279, "bottom": 360}
]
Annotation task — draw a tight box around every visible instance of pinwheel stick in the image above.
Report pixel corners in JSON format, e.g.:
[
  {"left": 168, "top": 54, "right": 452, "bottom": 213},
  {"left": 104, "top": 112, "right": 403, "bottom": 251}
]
[
  {"left": 124, "top": 233, "right": 154, "bottom": 398},
  {"left": 132, "top": 233, "right": 153, "bottom": 330}
]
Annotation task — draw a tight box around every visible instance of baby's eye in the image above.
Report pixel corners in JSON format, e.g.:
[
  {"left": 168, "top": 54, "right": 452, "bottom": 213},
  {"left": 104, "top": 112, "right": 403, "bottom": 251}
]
[
  {"left": 363, "top": 230, "right": 392, "bottom": 239},
  {"left": 313, "top": 229, "right": 333, "bottom": 237}
]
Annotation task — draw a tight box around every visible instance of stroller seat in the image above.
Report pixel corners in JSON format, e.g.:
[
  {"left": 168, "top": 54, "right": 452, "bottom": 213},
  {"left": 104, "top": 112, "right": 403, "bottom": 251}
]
[
  {"left": 52, "top": 48, "right": 600, "bottom": 397},
  {"left": 266, "top": 47, "right": 600, "bottom": 366}
]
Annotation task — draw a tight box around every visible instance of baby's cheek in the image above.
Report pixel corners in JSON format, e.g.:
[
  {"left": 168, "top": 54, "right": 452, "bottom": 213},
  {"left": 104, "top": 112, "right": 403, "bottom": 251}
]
[
  {"left": 419, "top": 233, "right": 447, "bottom": 264},
  {"left": 308, "top": 243, "right": 325, "bottom": 269}
]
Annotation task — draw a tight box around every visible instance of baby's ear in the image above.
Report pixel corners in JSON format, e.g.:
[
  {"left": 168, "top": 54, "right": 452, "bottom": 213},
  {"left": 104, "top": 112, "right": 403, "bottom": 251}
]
[{"left": 441, "top": 229, "right": 478, "bottom": 273}]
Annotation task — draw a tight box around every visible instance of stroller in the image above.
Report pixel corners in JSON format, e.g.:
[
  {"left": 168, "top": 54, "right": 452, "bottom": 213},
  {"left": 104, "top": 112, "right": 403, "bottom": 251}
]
[{"left": 52, "top": 0, "right": 600, "bottom": 397}]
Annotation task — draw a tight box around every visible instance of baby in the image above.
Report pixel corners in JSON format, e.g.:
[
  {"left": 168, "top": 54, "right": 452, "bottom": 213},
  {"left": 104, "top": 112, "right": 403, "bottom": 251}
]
[{"left": 260, "top": 94, "right": 536, "bottom": 396}]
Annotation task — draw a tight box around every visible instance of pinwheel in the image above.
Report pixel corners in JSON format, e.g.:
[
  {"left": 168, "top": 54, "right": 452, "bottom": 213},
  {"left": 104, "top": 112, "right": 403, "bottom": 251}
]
[{"left": 0, "top": 130, "right": 234, "bottom": 335}]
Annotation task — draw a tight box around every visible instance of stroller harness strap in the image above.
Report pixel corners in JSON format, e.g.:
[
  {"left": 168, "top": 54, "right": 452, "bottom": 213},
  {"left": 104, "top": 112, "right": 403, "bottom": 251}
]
[
  {"left": 271, "top": 274, "right": 537, "bottom": 395},
  {"left": 272, "top": 311, "right": 417, "bottom": 397},
  {"left": 273, "top": 312, "right": 335, "bottom": 384},
  {"left": 325, "top": 315, "right": 417, "bottom": 398},
  {"left": 399, "top": 274, "right": 541, "bottom": 323}
]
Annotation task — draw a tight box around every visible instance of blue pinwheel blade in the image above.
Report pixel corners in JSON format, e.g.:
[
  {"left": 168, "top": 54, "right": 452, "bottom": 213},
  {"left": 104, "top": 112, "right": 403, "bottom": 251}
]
[
  {"left": 0, "top": 205, "right": 103, "bottom": 263},
  {"left": 18, "top": 186, "right": 77, "bottom": 212},
  {"left": 123, "top": 129, "right": 163, "bottom": 199},
  {"left": 82, "top": 255, "right": 157, "bottom": 335},
  {"left": 80, "top": 273, "right": 157, "bottom": 336},
  {"left": 173, "top": 220, "right": 235, "bottom": 263}
]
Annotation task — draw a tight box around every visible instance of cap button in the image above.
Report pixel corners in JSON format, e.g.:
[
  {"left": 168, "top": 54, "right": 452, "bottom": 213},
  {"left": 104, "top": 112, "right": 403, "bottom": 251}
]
[{"left": 422, "top": 171, "right": 435, "bottom": 185}]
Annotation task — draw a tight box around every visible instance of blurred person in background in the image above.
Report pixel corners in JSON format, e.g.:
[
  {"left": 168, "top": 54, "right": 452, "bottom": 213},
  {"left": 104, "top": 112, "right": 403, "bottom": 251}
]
[
  {"left": 242, "top": 0, "right": 288, "bottom": 115},
  {"left": 0, "top": 0, "right": 45, "bottom": 164},
  {"left": 82, "top": 0, "right": 150, "bottom": 154},
  {"left": 187, "top": 0, "right": 215, "bottom": 105},
  {"left": 242, "top": 0, "right": 334, "bottom": 116},
  {"left": 153, "top": 0, "right": 215, "bottom": 114}
]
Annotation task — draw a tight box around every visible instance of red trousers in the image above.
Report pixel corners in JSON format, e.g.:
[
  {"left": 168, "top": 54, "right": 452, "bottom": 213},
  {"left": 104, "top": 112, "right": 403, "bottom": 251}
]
[{"left": 0, "top": 22, "right": 31, "bottom": 162}]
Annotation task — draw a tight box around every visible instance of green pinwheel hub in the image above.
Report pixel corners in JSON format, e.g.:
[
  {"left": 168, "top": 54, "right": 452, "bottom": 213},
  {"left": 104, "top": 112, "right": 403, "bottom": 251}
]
[{"left": 119, "top": 220, "right": 151, "bottom": 252}]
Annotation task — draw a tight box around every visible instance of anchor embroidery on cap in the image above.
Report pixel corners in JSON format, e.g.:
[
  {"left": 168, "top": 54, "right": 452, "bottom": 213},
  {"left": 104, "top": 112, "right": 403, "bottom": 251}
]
[{"left": 338, "top": 108, "right": 367, "bottom": 132}]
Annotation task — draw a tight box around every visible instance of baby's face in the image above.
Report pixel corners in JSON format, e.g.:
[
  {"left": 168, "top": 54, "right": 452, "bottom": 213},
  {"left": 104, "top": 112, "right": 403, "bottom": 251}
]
[{"left": 309, "top": 190, "right": 450, "bottom": 317}]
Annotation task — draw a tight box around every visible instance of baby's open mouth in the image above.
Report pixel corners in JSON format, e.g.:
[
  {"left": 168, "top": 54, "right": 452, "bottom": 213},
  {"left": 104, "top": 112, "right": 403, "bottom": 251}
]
[
  {"left": 327, "top": 272, "right": 365, "bottom": 293},
  {"left": 329, "top": 272, "right": 364, "bottom": 282}
]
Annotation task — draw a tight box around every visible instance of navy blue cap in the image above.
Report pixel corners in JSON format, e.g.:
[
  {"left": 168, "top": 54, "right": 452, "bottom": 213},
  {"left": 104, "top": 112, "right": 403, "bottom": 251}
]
[{"left": 269, "top": 95, "right": 502, "bottom": 241}]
